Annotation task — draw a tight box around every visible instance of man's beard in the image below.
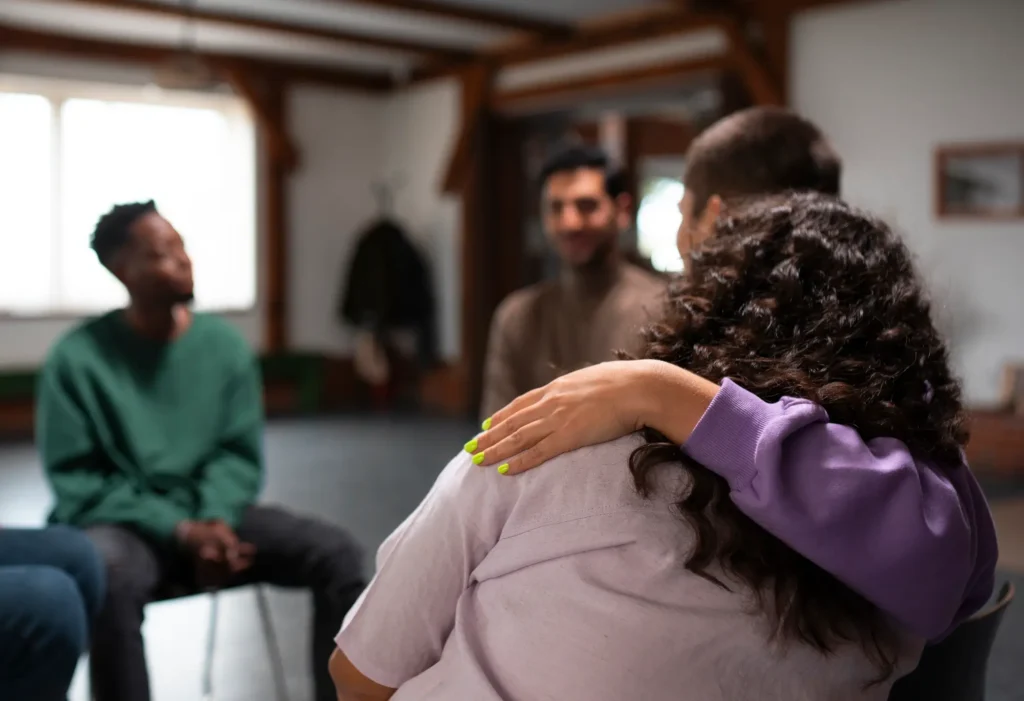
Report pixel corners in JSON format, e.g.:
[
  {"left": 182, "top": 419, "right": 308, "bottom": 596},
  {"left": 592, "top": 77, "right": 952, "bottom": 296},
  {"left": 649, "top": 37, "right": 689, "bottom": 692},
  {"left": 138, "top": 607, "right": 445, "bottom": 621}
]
[{"left": 571, "top": 230, "right": 618, "bottom": 269}]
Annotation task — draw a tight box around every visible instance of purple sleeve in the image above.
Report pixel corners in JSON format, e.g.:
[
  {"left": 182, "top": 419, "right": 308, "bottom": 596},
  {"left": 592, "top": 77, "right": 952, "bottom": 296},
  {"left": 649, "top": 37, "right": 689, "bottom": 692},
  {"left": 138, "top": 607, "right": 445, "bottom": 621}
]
[{"left": 683, "top": 379, "right": 999, "bottom": 641}]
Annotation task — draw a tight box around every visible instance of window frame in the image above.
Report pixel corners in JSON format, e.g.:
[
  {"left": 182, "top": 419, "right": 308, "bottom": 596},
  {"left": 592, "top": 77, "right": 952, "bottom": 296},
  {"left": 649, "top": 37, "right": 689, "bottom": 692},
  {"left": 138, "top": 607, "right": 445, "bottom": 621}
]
[{"left": 0, "top": 72, "right": 260, "bottom": 320}]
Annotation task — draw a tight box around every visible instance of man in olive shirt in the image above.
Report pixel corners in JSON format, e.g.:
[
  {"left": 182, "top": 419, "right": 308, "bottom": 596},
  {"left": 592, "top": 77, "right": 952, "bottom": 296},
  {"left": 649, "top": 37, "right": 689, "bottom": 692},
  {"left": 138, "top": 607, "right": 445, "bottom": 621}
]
[
  {"left": 37, "top": 201, "right": 364, "bottom": 701},
  {"left": 481, "top": 146, "right": 665, "bottom": 419}
]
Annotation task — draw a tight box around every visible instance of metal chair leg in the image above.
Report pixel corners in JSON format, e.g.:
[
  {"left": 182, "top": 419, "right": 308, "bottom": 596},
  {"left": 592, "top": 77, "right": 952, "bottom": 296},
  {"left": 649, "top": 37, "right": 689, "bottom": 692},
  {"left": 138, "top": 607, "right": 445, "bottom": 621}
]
[
  {"left": 201, "top": 590, "right": 220, "bottom": 701},
  {"left": 255, "top": 585, "right": 290, "bottom": 701}
]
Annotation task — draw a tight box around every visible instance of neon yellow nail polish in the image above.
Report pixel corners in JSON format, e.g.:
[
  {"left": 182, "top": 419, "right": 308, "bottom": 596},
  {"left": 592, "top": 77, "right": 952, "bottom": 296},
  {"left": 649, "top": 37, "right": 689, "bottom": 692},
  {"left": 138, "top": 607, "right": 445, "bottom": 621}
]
[
  {"left": 464, "top": 439, "right": 478, "bottom": 454},
  {"left": 472, "top": 452, "right": 485, "bottom": 465},
  {"left": 497, "top": 464, "right": 510, "bottom": 475},
  {"left": 482, "top": 417, "right": 492, "bottom": 431}
]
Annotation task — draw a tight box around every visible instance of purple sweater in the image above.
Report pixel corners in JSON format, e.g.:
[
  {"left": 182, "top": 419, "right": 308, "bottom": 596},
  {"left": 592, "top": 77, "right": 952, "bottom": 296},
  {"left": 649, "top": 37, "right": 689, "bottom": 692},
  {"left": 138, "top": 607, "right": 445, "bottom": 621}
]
[{"left": 683, "top": 379, "right": 999, "bottom": 641}]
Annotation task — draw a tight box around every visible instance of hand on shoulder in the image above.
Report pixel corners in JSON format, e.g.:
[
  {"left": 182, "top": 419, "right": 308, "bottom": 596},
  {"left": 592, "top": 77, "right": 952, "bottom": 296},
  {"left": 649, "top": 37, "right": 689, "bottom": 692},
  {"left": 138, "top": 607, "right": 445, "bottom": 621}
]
[{"left": 469, "top": 360, "right": 718, "bottom": 475}]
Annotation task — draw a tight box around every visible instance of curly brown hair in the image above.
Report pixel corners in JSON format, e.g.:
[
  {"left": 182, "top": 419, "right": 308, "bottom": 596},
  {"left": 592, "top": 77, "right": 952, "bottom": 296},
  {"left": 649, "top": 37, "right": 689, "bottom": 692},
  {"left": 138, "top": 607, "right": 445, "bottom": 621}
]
[{"left": 631, "top": 192, "right": 968, "bottom": 680}]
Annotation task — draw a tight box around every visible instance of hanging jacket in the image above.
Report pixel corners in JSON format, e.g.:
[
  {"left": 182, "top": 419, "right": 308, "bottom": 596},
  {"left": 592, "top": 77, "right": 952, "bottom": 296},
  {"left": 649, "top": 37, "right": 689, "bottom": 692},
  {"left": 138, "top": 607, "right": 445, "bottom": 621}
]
[{"left": 338, "top": 219, "right": 438, "bottom": 366}]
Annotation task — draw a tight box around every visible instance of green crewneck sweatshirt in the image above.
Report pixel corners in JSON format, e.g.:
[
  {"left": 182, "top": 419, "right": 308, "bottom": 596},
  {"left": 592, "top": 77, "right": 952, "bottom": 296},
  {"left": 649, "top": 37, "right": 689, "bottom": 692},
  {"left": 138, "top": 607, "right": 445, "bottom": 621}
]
[{"left": 36, "top": 311, "right": 264, "bottom": 543}]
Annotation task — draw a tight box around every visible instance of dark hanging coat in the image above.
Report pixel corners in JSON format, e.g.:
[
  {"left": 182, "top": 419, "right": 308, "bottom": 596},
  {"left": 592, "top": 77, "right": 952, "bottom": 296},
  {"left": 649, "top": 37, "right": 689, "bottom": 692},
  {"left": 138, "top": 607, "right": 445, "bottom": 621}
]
[{"left": 338, "top": 219, "right": 437, "bottom": 366}]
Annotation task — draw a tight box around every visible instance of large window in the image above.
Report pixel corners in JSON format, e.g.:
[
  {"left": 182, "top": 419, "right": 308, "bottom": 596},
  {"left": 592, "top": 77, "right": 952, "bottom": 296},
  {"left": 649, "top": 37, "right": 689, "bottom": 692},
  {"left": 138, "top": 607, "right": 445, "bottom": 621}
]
[{"left": 0, "top": 75, "right": 257, "bottom": 316}]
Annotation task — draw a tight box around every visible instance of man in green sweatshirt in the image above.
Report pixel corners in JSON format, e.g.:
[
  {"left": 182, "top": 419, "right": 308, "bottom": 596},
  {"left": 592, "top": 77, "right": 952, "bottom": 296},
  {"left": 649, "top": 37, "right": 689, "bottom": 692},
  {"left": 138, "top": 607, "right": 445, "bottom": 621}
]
[{"left": 36, "top": 200, "right": 365, "bottom": 701}]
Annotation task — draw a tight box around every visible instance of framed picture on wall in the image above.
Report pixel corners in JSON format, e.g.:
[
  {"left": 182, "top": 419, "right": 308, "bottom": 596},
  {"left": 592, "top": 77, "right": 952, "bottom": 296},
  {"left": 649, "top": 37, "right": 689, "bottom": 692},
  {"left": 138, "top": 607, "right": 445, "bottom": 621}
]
[{"left": 935, "top": 142, "right": 1024, "bottom": 219}]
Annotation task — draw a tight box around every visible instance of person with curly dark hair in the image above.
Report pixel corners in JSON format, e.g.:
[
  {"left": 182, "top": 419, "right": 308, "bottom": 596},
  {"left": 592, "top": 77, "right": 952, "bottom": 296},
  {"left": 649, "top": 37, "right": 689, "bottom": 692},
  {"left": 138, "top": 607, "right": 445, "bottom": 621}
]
[
  {"left": 628, "top": 192, "right": 971, "bottom": 683},
  {"left": 469, "top": 107, "right": 997, "bottom": 645},
  {"left": 330, "top": 193, "right": 953, "bottom": 700}
]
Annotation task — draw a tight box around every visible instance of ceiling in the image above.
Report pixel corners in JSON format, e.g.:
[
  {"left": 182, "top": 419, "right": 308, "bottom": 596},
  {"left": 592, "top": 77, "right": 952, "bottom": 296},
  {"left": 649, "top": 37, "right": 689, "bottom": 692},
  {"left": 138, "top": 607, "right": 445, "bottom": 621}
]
[{"left": 0, "top": 0, "right": 677, "bottom": 84}]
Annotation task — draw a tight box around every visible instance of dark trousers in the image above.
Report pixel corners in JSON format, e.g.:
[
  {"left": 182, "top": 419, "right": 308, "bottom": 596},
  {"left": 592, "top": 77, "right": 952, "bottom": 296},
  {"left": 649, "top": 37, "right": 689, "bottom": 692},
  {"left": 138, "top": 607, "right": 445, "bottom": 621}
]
[
  {"left": 0, "top": 525, "right": 106, "bottom": 701},
  {"left": 87, "top": 505, "right": 365, "bottom": 701}
]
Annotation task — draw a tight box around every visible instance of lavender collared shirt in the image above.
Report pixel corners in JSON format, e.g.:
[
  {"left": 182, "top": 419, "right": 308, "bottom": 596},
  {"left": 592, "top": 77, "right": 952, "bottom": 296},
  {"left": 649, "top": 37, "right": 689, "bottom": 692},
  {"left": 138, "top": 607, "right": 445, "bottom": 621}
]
[{"left": 337, "top": 381, "right": 996, "bottom": 698}]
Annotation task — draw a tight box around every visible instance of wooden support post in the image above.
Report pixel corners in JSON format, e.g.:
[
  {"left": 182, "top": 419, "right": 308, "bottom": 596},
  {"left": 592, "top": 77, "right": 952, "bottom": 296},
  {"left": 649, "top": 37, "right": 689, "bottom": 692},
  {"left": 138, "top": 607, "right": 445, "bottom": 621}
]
[
  {"left": 263, "top": 81, "right": 292, "bottom": 354},
  {"left": 755, "top": 10, "right": 790, "bottom": 104},
  {"left": 454, "top": 63, "right": 495, "bottom": 415},
  {"left": 220, "top": 63, "right": 300, "bottom": 171},
  {"left": 723, "top": 20, "right": 784, "bottom": 106}
]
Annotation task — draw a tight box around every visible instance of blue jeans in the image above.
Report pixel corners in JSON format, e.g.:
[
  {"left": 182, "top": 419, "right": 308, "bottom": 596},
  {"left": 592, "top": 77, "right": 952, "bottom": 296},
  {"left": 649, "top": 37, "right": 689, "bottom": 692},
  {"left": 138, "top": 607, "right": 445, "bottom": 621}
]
[{"left": 0, "top": 525, "right": 106, "bottom": 701}]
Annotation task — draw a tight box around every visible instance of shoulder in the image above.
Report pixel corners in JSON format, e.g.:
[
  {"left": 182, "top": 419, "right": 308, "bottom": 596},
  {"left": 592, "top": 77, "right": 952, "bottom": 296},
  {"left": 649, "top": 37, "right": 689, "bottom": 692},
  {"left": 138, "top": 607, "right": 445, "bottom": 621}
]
[
  {"left": 498, "top": 435, "right": 670, "bottom": 537},
  {"left": 491, "top": 283, "right": 552, "bottom": 332},
  {"left": 430, "top": 436, "right": 653, "bottom": 528},
  {"left": 622, "top": 264, "right": 667, "bottom": 294},
  {"left": 616, "top": 265, "right": 667, "bottom": 319},
  {"left": 191, "top": 313, "right": 254, "bottom": 356},
  {"left": 44, "top": 313, "right": 118, "bottom": 373}
]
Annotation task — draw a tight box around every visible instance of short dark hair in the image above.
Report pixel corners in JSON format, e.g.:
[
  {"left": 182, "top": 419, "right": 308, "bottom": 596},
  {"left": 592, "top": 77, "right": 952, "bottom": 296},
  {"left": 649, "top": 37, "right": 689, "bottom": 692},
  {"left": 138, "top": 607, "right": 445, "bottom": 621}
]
[
  {"left": 539, "top": 144, "right": 628, "bottom": 198},
  {"left": 91, "top": 200, "right": 158, "bottom": 268},
  {"left": 684, "top": 107, "right": 841, "bottom": 216}
]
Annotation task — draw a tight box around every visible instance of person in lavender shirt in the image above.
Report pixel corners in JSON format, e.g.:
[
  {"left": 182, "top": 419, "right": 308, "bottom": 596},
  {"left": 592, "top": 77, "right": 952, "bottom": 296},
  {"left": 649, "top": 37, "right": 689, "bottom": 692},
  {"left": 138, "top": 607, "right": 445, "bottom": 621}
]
[
  {"left": 330, "top": 193, "right": 982, "bottom": 700},
  {"left": 471, "top": 107, "right": 998, "bottom": 643}
]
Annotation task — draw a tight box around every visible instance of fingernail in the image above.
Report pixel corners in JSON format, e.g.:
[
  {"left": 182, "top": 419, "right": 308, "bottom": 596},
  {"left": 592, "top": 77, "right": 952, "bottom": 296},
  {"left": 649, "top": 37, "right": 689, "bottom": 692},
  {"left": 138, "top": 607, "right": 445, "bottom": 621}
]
[
  {"left": 464, "top": 438, "right": 478, "bottom": 454},
  {"left": 472, "top": 452, "right": 485, "bottom": 465},
  {"left": 497, "top": 464, "right": 510, "bottom": 475},
  {"left": 481, "top": 417, "right": 492, "bottom": 431}
]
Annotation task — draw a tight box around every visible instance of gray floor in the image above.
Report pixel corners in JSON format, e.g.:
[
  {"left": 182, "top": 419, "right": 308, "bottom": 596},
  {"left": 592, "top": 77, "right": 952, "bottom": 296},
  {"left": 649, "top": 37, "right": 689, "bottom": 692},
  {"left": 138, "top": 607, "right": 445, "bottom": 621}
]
[
  {"left": 0, "top": 415, "right": 1021, "bottom": 700},
  {"left": 1, "top": 415, "right": 473, "bottom": 701}
]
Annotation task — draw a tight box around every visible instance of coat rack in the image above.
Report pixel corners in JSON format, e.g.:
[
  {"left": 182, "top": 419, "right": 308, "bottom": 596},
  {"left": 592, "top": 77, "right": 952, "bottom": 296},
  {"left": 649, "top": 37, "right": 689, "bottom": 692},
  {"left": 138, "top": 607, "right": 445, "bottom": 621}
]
[{"left": 371, "top": 174, "right": 406, "bottom": 217}]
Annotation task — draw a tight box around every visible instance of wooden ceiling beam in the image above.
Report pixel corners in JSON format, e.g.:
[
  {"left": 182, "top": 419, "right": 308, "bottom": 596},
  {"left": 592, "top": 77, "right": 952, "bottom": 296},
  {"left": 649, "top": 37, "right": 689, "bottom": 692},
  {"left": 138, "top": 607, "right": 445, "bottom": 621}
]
[
  {"left": 412, "top": 10, "right": 730, "bottom": 83},
  {"left": 441, "top": 64, "right": 492, "bottom": 195},
  {"left": 60, "top": 0, "right": 472, "bottom": 60},
  {"left": 490, "top": 55, "right": 729, "bottom": 114},
  {"left": 0, "top": 24, "right": 395, "bottom": 91},
  {"left": 324, "top": 0, "right": 572, "bottom": 36},
  {"left": 497, "top": 10, "right": 728, "bottom": 65}
]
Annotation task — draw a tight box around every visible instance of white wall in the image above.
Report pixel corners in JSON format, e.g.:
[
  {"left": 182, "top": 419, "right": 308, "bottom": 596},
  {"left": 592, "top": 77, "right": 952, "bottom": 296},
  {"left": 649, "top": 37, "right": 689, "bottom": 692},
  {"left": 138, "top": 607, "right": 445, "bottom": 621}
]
[
  {"left": 792, "top": 0, "right": 1024, "bottom": 404},
  {"left": 286, "top": 78, "right": 461, "bottom": 361},
  {"left": 286, "top": 86, "right": 387, "bottom": 356}
]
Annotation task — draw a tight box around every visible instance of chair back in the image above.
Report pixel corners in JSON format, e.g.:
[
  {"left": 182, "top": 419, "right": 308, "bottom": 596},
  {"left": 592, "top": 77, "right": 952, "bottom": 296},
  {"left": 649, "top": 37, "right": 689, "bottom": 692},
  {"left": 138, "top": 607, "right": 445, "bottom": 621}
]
[{"left": 888, "top": 581, "right": 1015, "bottom": 701}]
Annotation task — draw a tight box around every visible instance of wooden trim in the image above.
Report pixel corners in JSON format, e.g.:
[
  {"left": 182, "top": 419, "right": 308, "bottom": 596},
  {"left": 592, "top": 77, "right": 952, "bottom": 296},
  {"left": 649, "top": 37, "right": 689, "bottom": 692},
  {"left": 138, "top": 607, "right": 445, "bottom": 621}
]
[
  {"left": 747, "top": 1, "right": 790, "bottom": 103},
  {"left": 965, "top": 409, "right": 1024, "bottom": 477},
  {"left": 442, "top": 65, "right": 493, "bottom": 195},
  {"left": 935, "top": 142, "right": 1024, "bottom": 220},
  {"left": 59, "top": 0, "right": 471, "bottom": 59},
  {"left": 573, "top": 121, "right": 600, "bottom": 145},
  {"left": 722, "top": 21, "right": 783, "bottom": 106},
  {"left": 0, "top": 24, "right": 395, "bottom": 91},
  {"left": 625, "top": 117, "right": 642, "bottom": 219},
  {"left": 324, "top": 0, "right": 571, "bottom": 35},
  {"left": 629, "top": 116, "right": 696, "bottom": 158},
  {"left": 491, "top": 55, "right": 729, "bottom": 114},
  {"left": 441, "top": 122, "right": 474, "bottom": 195},
  {"left": 458, "top": 63, "right": 495, "bottom": 415},
  {"left": 264, "top": 82, "right": 290, "bottom": 353},
  {"left": 220, "top": 64, "right": 299, "bottom": 171}
]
